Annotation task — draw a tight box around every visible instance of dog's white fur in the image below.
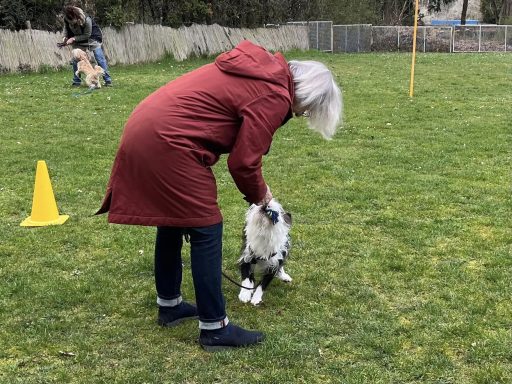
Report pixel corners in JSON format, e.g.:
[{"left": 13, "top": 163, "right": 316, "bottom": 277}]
[
  {"left": 238, "top": 199, "right": 292, "bottom": 305},
  {"left": 72, "top": 48, "right": 104, "bottom": 89},
  {"left": 242, "top": 199, "right": 290, "bottom": 263}
]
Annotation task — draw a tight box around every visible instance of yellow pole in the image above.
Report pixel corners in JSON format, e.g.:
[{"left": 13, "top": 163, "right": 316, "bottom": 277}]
[{"left": 409, "top": 0, "right": 420, "bottom": 97}]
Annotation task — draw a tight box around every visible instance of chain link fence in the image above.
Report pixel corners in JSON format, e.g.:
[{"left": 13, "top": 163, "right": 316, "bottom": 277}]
[
  {"left": 289, "top": 21, "right": 333, "bottom": 51},
  {"left": 333, "top": 24, "right": 372, "bottom": 53},
  {"left": 372, "top": 26, "right": 453, "bottom": 52},
  {"left": 294, "top": 21, "right": 511, "bottom": 53},
  {"left": 453, "top": 25, "right": 511, "bottom": 52},
  {"left": 310, "top": 21, "right": 333, "bottom": 51}
]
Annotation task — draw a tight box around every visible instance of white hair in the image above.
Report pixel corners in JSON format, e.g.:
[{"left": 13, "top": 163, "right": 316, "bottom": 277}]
[{"left": 288, "top": 60, "right": 343, "bottom": 140}]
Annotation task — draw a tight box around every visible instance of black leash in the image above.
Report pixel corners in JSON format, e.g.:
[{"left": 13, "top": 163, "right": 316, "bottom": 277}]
[
  {"left": 183, "top": 231, "right": 261, "bottom": 291},
  {"left": 221, "top": 270, "right": 262, "bottom": 291},
  {"left": 222, "top": 263, "right": 280, "bottom": 291},
  {"left": 183, "top": 205, "right": 281, "bottom": 292}
]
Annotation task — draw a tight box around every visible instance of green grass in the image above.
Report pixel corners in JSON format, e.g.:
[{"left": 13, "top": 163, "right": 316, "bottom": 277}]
[{"left": 0, "top": 51, "right": 511, "bottom": 383}]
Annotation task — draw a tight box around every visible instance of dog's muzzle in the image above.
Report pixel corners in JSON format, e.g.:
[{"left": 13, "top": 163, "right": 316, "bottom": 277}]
[{"left": 263, "top": 207, "right": 279, "bottom": 224}]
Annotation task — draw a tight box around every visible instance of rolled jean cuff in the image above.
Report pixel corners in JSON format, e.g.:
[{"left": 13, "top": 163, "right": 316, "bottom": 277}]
[
  {"left": 199, "top": 316, "right": 229, "bottom": 330},
  {"left": 157, "top": 295, "right": 182, "bottom": 307}
]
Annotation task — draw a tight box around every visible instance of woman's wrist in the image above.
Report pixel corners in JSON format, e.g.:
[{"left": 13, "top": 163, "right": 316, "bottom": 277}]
[{"left": 257, "top": 185, "right": 273, "bottom": 206}]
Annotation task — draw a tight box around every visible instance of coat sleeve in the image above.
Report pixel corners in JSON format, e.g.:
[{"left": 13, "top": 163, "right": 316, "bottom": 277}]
[
  {"left": 73, "top": 17, "right": 92, "bottom": 42},
  {"left": 63, "top": 22, "right": 71, "bottom": 38},
  {"left": 227, "top": 92, "right": 291, "bottom": 204}
]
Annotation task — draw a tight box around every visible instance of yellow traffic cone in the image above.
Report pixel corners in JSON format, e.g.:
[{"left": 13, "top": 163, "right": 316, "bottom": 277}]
[{"left": 20, "top": 160, "right": 69, "bottom": 227}]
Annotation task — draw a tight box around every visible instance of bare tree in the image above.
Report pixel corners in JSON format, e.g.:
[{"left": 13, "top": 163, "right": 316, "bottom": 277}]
[
  {"left": 461, "top": 0, "right": 469, "bottom": 24},
  {"left": 381, "top": 0, "right": 457, "bottom": 25},
  {"left": 500, "top": 0, "right": 512, "bottom": 23}
]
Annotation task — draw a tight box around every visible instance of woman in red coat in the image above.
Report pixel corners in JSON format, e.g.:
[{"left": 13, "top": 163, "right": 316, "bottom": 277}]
[{"left": 98, "top": 40, "right": 342, "bottom": 351}]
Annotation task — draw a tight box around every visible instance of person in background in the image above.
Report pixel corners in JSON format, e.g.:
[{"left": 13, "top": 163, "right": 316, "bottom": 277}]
[
  {"left": 62, "top": 5, "right": 112, "bottom": 87},
  {"left": 97, "top": 40, "right": 342, "bottom": 351}
]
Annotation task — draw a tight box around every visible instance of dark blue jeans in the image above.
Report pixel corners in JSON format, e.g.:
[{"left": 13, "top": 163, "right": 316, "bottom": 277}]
[
  {"left": 154, "top": 223, "right": 226, "bottom": 325},
  {"left": 72, "top": 46, "right": 112, "bottom": 85}
]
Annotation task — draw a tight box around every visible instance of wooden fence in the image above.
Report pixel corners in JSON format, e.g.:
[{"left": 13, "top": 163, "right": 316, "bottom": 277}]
[{"left": 0, "top": 23, "right": 308, "bottom": 73}]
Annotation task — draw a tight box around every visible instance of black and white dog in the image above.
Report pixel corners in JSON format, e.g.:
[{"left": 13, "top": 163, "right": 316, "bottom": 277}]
[{"left": 238, "top": 199, "right": 292, "bottom": 306}]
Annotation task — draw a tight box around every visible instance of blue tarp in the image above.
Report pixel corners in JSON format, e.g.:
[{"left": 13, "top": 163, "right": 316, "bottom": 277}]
[{"left": 431, "top": 20, "right": 479, "bottom": 26}]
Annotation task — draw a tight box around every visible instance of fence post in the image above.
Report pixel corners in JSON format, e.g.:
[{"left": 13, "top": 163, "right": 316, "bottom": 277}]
[
  {"left": 423, "top": 27, "right": 426, "bottom": 52},
  {"left": 479, "top": 25, "right": 482, "bottom": 52},
  {"left": 316, "top": 21, "right": 320, "bottom": 50},
  {"left": 358, "top": 24, "right": 361, "bottom": 52},
  {"left": 331, "top": 22, "right": 333, "bottom": 52},
  {"left": 345, "top": 25, "right": 348, "bottom": 52},
  {"left": 451, "top": 26, "right": 454, "bottom": 53}
]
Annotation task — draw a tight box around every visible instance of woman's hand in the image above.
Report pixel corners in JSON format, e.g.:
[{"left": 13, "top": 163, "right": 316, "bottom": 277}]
[
  {"left": 258, "top": 185, "right": 273, "bottom": 206},
  {"left": 66, "top": 37, "right": 75, "bottom": 45}
]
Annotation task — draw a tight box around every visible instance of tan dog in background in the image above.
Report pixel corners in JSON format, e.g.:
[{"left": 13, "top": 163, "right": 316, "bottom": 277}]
[{"left": 72, "top": 48, "right": 104, "bottom": 89}]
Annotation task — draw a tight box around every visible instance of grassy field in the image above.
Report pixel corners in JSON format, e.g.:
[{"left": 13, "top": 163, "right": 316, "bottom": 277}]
[{"left": 0, "top": 50, "right": 511, "bottom": 383}]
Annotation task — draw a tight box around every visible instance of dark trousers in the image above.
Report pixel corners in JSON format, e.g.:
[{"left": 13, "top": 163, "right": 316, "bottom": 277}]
[{"left": 154, "top": 223, "right": 226, "bottom": 323}]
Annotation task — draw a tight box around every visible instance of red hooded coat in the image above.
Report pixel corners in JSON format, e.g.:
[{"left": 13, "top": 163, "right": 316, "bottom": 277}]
[{"left": 97, "top": 40, "right": 294, "bottom": 227}]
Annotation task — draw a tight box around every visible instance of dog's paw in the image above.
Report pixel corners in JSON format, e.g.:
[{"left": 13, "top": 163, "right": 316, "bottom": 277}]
[
  {"left": 277, "top": 268, "right": 292, "bottom": 283},
  {"left": 250, "top": 286, "right": 264, "bottom": 306},
  {"left": 239, "top": 289, "right": 253, "bottom": 303},
  {"left": 238, "top": 279, "right": 254, "bottom": 303}
]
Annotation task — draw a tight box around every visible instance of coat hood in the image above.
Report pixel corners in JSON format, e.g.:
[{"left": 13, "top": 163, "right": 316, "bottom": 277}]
[{"left": 215, "top": 40, "right": 293, "bottom": 93}]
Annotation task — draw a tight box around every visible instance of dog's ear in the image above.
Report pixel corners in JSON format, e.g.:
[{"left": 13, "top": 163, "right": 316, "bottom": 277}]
[{"left": 283, "top": 212, "right": 292, "bottom": 225}]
